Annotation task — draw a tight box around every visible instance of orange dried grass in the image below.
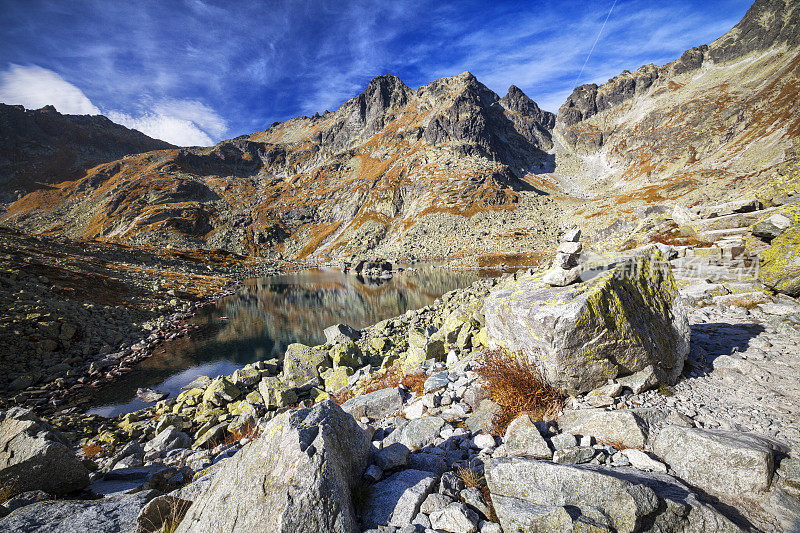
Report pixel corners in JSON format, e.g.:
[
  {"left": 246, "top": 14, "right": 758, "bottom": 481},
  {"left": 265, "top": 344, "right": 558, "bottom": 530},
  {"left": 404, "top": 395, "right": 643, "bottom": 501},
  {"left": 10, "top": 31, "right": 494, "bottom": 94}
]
[{"left": 475, "top": 349, "right": 564, "bottom": 436}]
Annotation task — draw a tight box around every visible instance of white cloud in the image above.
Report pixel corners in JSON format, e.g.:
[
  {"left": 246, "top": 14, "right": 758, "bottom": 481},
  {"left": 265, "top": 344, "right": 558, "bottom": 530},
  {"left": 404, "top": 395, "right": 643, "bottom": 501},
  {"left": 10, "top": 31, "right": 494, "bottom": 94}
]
[
  {"left": 0, "top": 63, "right": 100, "bottom": 114},
  {"left": 0, "top": 64, "right": 227, "bottom": 146}
]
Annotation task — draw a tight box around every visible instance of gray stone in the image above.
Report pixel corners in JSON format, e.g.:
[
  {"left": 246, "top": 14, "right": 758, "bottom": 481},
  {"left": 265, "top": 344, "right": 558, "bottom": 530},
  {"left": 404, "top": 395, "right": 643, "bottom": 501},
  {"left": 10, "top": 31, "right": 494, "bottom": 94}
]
[
  {"left": 341, "top": 387, "right": 403, "bottom": 419},
  {"left": 542, "top": 266, "right": 581, "bottom": 287},
  {"left": 0, "top": 407, "right": 89, "bottom": 495},
  {"left": 552, "top": 446, "right": 595, "bottom": 464},
  {"left": 464, "top": 399, "right": 498, "bottom": 434},
  {"left": 558, "top": 408, "right": 664, "bottom": 449},
  {"left": 484, "top": 247, "right": 689, "bottom": 395},
  {"left": 439, "top": 470, "right": 467, "bottom": 499},
  {"left": 383, "top": 416, "right": 446, "bottom": 451},
  {"left": 562, "top": 228, "right": 582, "bottom": 242},
  {"left": 460, "top": 487, "right": 491, "bottom": 518},
  {"left": 420, "top": 493, "right": 454, "bottom": 514},
  {"left": 503, "top": 414, "right": 552, "bottom": 459},
  {"left": 486, "top": 458, "right": 743, "bottom": 533},
  {"left": 752, "top": 213, "right": 793, "bottom": 241},
  {"left": 0, "top": 489, "right": 158, "bottom": 533},
  {"left": 424, "top": 371, "right": 450, "bottom": 393},
  {"left": 653, "top": 425, "right": 788, "bottom": 497},
  {"left": 407, "top": 452, "right": 449, "bottom": 475},
  {"left": 616, "top": 366, "right": 659, "bottom": 394},
  {"left": 549, "top": 432, "right": 577, "bottom": 451},
  {"left": 324, "top": 323, "right": 361, "bottom": 344},
  {"left": 619, "top": 448, "right": 667, "bottom": 473},
  {"left": 134, "top": 495, "right": 192, "bottom": 533},
  {"left": 375, "top": 442, "right": 410, "bottom": 470},
  {"left": 175, "top": 401, "right": 370, "bottom": 533},
  {"left": 2, "top": 490, "right": 51, "bottom": 512},
  {"left": 361, "top": 469, "right": 437, "bottom": 529},
  {"left": 281, "top": 343, "right": 329, "bottom": 388},
  {"left": 429, "top": 502, "right": 479, "bottom": 533},
  {"left": 556, "top": 241, "right": 582, "bottom": 255},
  {"left": 491, "top": 495, "right": 603, "bottom": 532},
  {"left": 144, "top": 427, "right": 191, "bottom": 454}
]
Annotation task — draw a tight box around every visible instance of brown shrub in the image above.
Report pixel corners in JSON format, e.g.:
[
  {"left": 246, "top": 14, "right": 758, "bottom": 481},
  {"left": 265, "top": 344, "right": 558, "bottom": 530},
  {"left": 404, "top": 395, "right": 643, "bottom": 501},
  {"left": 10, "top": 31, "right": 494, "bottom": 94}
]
[
  {"left": 333, "top": 361, "right": 426, "bottom": 405},
  {"left": 475, "top": 349, "right": 564, "bottom": 436},
  {"left": 81, "top": 442, "right": 112, "bottom": 458}
]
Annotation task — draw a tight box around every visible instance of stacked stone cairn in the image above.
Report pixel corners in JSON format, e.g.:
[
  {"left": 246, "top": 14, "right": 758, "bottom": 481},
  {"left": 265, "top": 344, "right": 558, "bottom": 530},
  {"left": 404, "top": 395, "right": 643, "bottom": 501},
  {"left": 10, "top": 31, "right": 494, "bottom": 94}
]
[{"left": 543, "top": 228, "right": 583, "bottom": 287}]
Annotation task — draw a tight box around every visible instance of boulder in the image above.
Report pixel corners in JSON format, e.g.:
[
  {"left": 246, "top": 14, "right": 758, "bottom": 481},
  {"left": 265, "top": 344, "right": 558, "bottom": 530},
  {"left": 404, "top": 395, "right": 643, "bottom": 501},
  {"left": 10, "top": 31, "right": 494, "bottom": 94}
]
[
  {"left": 672, "top": 204, "right": 699, "bottom": 224},
  {"left": 759, "top": 225, "right": 800, "bottom": 296},
  {"left": 486, "top": 458, "right": 743, "bottom": 533},
  {"left": 281, "top": 343, "right": 329, "bottom": 388},
  {"left": 503, "top": 414, "right": 552, "bottom": 459},
  {"left": 143, "top": 427, "right": 191, "bottom": 454},
  {"left": 752, "top": 213, "right": 793, "bottom": 241},
  {"left": 258, "top": 377, "right": 298, "bottom": 408},
  {"left": 341, "top": 387, "right": 403, "bottom": 420},
  {"left": 374, "top": 442, "right": 409, "bottom": 471},
  {"left": 201, "top": 377, "right": 241, "bottom": 406},
  {"left": 558, "top": 408, "right": 664, "bottom": 449},
  {"left": 542, "top": 266, "right": 581, "bottom": 287},
  {"left": 653, "top": 425, "right": 788, "bottom": 497},
  {"left": 176, "top": 401, "right": 370, "bottom": 533},
  {"left": 134, "top": 495, "right": 192, "bottom": 533},
  {"left": 361, "top": 469, "right": 437, "bottom": 529},
  {"left": 484, "top": 247, "right": 689, "bottom": 395},
  {"left": 694, "top": 198, "right": 761, "bottom": 218},
  {"left": 324, "top": 324, "right": 361, "bottom": 345},
  {"left": 0, "top": 408, "right": 89, "bottom": 495},
  {"left": 429, "top": 502, "right": 479, "bottom": 533},
  {"left": 0, "top": 489, "right": 158, "bottom": 533},
  {"left": 383, "top": 416, "right": 446, "bottom": 451}
]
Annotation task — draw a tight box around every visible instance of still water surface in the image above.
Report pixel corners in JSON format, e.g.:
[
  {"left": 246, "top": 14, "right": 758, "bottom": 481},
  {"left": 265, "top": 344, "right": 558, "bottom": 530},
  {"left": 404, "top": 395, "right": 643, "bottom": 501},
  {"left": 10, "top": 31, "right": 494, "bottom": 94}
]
[{"left": 88, "top": 267, "right": 496, "bottom": 416}]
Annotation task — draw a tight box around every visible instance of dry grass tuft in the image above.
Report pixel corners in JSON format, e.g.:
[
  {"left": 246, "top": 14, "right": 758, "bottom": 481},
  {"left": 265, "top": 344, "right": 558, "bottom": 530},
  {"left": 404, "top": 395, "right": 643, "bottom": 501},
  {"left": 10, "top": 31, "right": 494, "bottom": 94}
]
[
  {"left": 82, "top": 442, "right": 113, "bottom": 458},
  {"left": 332, "top": 361, "right": 426, "bottom": 405},
  {"left": 455, "top": 463, "right": 497, "bottom": 522},
  {"left": 598, "top": 438, "right": 628, "bottom": 451},
  {"left": 475, "top": 349, "right": 564, "bottom": 436}
]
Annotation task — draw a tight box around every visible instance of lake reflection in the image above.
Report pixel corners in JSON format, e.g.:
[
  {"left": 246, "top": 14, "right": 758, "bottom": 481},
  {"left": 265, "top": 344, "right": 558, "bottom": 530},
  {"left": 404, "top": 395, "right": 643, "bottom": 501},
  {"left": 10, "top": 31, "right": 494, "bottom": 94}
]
[{"left": 88, "top": 266, "right": 495, "bottom": 416}]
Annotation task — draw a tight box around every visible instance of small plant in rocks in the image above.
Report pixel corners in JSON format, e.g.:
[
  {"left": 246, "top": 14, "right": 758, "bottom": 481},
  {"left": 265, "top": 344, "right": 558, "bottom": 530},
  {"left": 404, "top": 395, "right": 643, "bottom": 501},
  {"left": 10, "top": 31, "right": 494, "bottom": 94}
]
[{"left": 475, "top": 349, "right": 564, "bottom": 435}]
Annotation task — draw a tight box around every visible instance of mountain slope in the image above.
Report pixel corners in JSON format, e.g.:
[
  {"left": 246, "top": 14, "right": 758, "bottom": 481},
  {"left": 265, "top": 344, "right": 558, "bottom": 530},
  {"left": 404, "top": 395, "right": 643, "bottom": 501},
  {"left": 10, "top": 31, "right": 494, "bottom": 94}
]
[
  {"left": 3, "top": 0, "right": 798, "bottom": 263},
  {"left": 0, "top": 104, "right": 175, "bottom": 202},
  {"left": 3, "top": 73, "right": 559, "bottom": 263}
]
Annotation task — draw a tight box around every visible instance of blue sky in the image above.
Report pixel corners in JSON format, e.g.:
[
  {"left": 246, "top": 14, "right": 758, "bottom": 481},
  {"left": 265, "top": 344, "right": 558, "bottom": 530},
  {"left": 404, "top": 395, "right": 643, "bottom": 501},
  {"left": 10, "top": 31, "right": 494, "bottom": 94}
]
[{"left": 0, "top": 0, "right": 752, "bottom": 146}]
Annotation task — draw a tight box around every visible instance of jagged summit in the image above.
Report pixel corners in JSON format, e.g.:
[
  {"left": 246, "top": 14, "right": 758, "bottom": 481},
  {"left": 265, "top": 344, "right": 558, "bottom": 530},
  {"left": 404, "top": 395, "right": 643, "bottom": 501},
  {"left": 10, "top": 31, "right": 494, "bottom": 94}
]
[{"left": 2, "top": 0, "right": 798, "bottom": 266}]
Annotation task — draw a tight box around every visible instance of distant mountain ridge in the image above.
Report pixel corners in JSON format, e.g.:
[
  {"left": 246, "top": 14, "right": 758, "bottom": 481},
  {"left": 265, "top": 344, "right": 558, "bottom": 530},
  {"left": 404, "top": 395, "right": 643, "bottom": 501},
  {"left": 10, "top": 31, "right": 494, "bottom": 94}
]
[
  {"left": 0, "top": 103, "right": 174, "bottom": 201},
  {"left": 2, "top": 0, "right": 798, "bottom": 264}
]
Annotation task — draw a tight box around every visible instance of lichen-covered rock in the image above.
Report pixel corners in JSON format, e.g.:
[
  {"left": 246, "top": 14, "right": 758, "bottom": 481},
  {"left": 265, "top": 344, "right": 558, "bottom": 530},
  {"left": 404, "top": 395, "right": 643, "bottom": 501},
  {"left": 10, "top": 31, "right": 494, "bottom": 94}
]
[
  {"left": 176, "top": 401, "right": 370, "bottom": 533},
  {"left": 341, "top": 387, "right": 403, "bottom": 420},
  {"left": 257, "top": 377, "right": 298, "bottom": 408},
  {"left": 0, "top": 408, "right": 89, "bottom": 495},
  {"left": 484, "top": 247, "right": 689, "bottom": 394},
  {"left": 558, "top": 408, "right": 665, "bottom": 449},
  {"left": 759, "top": 225, "right": 800, "bottom": 296},
  {"left": 201, "top": 377, "right": 241, "bottom": 406},
  {"left": 281, "top": 343, "right": 330, "bottom": 388}
]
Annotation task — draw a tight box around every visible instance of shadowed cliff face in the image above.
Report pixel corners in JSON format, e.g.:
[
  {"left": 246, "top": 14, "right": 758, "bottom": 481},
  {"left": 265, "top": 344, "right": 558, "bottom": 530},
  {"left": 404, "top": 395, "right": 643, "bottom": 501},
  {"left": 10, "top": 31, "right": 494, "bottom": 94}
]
[
  {"left": 3, "top": 0, "right": 799, "bottom": 262},
  {"left": 0, "top": 104, "right": 174, "bottom": 202}
]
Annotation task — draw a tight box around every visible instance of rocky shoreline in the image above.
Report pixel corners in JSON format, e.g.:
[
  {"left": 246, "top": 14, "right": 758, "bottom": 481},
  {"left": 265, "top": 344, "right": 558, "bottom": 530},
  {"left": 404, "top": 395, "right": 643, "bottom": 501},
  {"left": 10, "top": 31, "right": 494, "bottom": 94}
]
[{"left": 1, "top": 197, "right": 799, "bottom": 532}]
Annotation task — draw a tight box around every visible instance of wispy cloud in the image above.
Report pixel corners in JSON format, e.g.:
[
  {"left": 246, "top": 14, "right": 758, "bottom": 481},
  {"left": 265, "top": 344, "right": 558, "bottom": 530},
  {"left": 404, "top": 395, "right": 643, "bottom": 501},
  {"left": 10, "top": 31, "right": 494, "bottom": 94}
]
[
  {"left": 0, "top": 64, "right": 226, "bottom": 146},
  {"left": 0, "top": 0, "right": 753, "bottom": 135},
  {"left": 0, "top": 64, "right": 100, "bottom": 115}
]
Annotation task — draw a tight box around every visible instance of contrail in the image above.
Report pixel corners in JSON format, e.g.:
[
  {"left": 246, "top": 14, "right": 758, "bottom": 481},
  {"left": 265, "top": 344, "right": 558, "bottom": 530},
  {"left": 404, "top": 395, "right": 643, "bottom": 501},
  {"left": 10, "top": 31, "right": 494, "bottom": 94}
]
[{"left": 574, "top": 0, "right": 618, "bottom": 87}]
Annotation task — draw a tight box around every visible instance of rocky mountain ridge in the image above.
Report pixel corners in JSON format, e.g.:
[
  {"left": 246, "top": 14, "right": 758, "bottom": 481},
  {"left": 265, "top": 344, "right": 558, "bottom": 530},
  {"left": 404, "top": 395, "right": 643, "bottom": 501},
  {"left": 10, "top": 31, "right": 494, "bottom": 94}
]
[
  {"left": 0, "top": 103, "right": 174, "bottom": 202},
  {"left": 2, "top": 0, "right": 798, "bottom": 267}
]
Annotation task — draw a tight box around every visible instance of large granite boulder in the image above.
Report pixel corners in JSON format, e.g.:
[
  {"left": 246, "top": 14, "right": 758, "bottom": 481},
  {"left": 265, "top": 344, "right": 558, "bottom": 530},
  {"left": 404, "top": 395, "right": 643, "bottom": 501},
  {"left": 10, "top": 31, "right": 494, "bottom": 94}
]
[
  {"left": 653, "top": 425, "right": 788, "bottom": 497},
  {"left": 0, "top": 408, "right": 89, "bottom": 495},
  {"left": 175, "top": 401, "right": 370, "bottom": 533},
  {"left": 0, "top": 489, "right": 158, "bottom": 532},
  {"left": 486, "top": 457, "right": 744, "bottom": 533},
  {"left": 759, "top": 225, "right": 800, "bottom": 296},
  {"left": 361, "top": 469, "right": 437, "bottom": 529},
  {"left": 483, "top": 247, "right": 689, "bottom": 395}
]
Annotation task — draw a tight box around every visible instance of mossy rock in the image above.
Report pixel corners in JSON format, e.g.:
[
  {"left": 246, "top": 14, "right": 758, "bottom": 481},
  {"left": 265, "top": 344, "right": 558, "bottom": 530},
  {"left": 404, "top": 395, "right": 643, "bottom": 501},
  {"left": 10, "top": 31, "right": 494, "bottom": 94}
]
[
  {"left": 321, "top": 366, "right": 353, "bottom": 392},
  {"left": 282, "top": 343, "right": 330, "bottom": 388},
  {"left": 760, "top": 225, "right": 800, "bottom": 296}
]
